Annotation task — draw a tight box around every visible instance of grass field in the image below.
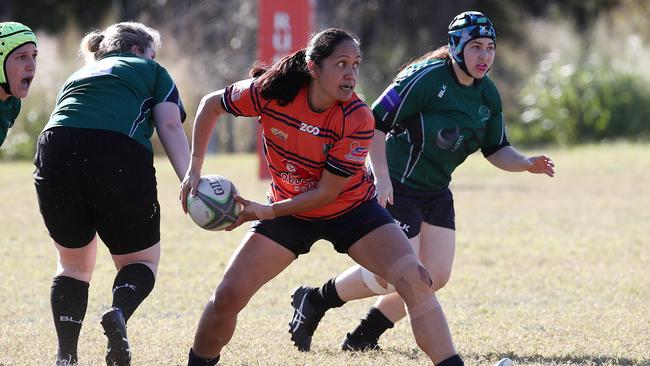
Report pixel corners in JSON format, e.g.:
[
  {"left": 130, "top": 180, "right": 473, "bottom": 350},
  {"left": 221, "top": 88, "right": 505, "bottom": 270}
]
[{"left": 1, "top": 143, "right": 649, "bottom": 366}]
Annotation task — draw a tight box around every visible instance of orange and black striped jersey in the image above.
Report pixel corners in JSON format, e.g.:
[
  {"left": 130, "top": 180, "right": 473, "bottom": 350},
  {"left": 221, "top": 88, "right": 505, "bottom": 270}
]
[{"left": 222, "top": 78, "right": 376, "bottom": 220}]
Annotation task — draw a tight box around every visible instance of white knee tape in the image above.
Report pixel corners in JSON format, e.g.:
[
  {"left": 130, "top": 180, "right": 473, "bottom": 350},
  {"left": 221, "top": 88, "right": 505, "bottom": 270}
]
[{"left": 361, "top": 266, "right": 395, "bottom": 295}]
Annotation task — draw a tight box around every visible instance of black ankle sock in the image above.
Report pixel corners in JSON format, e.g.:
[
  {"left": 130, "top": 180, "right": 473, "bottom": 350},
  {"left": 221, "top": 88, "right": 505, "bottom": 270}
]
[
  {"left": 349, "top": 306, "right": 394, "bottom": 341},
  {"left": 437, "top": 354, "right": 464, "bottom": 366},
  {"left": 111, "top": 263, "right": 155, "bottom": 322},
  {"left": 308, "top": 278, "right": 345, "bottom": 310},
  {"left": 188, "top": 348, "right": 220, "bottom": 366},
  {"left": 51, "top": 276, "right": 89, "bottom": 362}
]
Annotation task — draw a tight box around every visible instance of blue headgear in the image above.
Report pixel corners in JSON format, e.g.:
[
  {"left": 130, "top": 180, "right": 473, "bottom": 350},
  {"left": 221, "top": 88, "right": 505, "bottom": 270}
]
[{"left": 448, "top": 11, "right": 496, "bottom": 78}]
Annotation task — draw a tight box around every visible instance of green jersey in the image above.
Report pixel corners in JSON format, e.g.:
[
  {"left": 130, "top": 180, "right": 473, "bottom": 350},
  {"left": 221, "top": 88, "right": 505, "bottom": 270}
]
[
  {"left": 45, "top": 51, "right": 185, "bottom": 151},
  {"left": 372, "top": 59, "right": 509, "bottom": 191},
  {"left": 0, "top": 96, "right": 20, "bottom": 146}
]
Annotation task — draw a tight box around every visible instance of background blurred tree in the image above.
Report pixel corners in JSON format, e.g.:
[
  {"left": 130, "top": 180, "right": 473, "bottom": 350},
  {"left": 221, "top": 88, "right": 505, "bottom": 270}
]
[{"left": 2, "top": 0, "right": 649, "bottom": 159}]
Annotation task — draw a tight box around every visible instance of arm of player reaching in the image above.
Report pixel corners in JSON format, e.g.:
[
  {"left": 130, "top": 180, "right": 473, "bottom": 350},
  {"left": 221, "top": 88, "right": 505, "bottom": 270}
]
[
  {"left": 180, "top": 89, "right": 227, "bottom": 212},
  {"left": 225, "top": 171, "right": 349, "bottom": 231},
  {"left": 154, "top": 102, "right": 191, "bottom": 181},
  {"left": 486, "top": 145, "right": 555, "bottom": 177},
  {"left": 368, "top": 129, "right": 393, "bottom": 207}
]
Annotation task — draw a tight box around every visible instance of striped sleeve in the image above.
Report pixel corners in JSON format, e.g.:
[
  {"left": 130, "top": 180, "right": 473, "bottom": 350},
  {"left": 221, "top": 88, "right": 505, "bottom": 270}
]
[
  {"left": 325, "top": 104, "right": 374, "bottom": 177},
  {"left": 222, "top": 78, "right": 264, "bottom": 117}
]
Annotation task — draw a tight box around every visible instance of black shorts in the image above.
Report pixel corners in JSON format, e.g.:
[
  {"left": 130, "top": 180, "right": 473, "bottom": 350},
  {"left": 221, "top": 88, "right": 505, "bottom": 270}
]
[
  {"left": 251, "top": 198, "right": 395, "bottom": 257},
  {"left": 387, "top": 181, "right": 455, "bottom": 238},
  {"left": 34, "top": 127, "right": 160, "bottom": 255}
]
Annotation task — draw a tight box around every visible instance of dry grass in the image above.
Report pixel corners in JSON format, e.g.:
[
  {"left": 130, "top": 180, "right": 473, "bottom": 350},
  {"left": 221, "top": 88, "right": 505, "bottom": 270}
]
[{"left": 1, "top": 143, "right": 649, "bottom": 365}]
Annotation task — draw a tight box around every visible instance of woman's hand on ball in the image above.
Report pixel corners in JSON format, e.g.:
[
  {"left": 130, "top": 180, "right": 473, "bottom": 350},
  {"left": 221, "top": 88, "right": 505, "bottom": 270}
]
[
  {"left": 180, "top": 169, "right": 201, "bottom": 213},
  {"left": 225, "top": 195, "right": 276, "bottom": 231}
]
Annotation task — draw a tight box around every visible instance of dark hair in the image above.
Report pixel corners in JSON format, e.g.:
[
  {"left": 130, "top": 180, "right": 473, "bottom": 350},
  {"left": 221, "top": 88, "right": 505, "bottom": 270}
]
[
  {"left": 398, "top": 45, "right": 450, "bottom": 74},
  {"left": 250, "top": 28, "right": 360, "bottom": 106}
]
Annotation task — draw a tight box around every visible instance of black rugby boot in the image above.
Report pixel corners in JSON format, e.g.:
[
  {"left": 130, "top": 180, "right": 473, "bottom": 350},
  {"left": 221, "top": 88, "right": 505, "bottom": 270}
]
[
  {"left": 100, "top": 307, "right": 131, "bottom": 366},
  {"left": 288, "top": 286, "right": 326, "bottom": 351}
]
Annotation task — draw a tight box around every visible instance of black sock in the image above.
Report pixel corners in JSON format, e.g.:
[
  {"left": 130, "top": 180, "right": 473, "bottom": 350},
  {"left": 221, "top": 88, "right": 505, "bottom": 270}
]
[
  {"left": 348, "top": 306, "right": 394, "bottom": 342},
  {"left": 51, "top": 276, "right": 89, "bottom": 363},
  {"left": 437, "top": 354, "right": 464, "bottom": 366},
  {"left": 188, "top": 348, "right": 220, "bottom": 366},
  {"left": 111, "top": 263, "right": 155, "bottom": 322},
  {"left": 308, "top": 278, "right": 345, "bottom": 311}
]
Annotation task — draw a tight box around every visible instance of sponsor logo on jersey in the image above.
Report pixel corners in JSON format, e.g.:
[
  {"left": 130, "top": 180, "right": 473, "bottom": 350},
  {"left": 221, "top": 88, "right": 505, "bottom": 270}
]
[
  {"left": 438, "top": 84, "right": 447, "bottom": 98},
  {"left": 345, "top": 142, "right": 368, "bottom": 162},
  {"left": 271, "top": 127, "right": 288, "bottom": 140},
  {"left": 436, "top": 126, "right": 462, "bottom": 151},
  {"left": 378, "top": 87, "right": 402, "bottom": 113},
  {"left": 280, "top": 159, "right": 318, "bottom": 192},
  {"left": 299, "top": 122, "right": 320, "bottom": 135},
  {"left": 479, "top": 105, "right": 491, "bottom": 122}
]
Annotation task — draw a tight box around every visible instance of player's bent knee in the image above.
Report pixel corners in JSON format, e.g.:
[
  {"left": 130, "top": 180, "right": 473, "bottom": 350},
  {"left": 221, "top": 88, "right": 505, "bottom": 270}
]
[
  {"left": 211, "top": 283, "right": 248, "bottom": 314},
  {"left": 387, "top": 254, "right": 433, "bottom": 301},
  {"left": 361, "top": 266, "right": 396, "bottom": 295}
]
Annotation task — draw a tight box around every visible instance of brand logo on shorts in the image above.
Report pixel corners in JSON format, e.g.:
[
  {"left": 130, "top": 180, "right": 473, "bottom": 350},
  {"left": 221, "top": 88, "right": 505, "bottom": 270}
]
[{"left": 394, "top": 219, "right": 411, "bottom": 233}]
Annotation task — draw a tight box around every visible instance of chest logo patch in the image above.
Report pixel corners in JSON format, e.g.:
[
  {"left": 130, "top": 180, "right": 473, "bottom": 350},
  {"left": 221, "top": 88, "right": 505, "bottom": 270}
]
[
  {"left": 281, "top": 159, "right": 318, "bottom": 192},
  {"left": 479, "top": 105, "right": 491, "bottom": 122},
  {"left": 438, "top": 84, "right": 447, "bottom": 98}
]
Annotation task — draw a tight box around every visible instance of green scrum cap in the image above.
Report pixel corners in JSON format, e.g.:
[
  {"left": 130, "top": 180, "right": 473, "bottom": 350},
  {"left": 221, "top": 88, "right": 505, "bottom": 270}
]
[{"left": 0, "top": 22, "right": 37, "bottom": 93}]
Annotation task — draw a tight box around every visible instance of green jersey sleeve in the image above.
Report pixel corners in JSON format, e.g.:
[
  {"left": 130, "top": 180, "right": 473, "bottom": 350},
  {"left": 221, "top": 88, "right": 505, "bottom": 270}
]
[
  {"left": 371, "top": 61, "right": 445, "bottom": 133},
  {"left": 0, "top": 97, "right": 20, "bottom": 146},
  {"left": 154, "top": 64, "right": 186, "bottom": 122},
  {"left": 480, "top": 83, "right": 510, "bottom": 157}
]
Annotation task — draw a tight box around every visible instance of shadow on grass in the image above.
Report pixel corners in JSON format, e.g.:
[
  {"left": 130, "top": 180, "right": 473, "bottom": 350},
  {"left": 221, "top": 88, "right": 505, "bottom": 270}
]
[
  {"left": 335, "top": 348, "right": 650, "bottom": 366},
  {"left": 464, "top": 351, "right": 648, "bottom": 366}
]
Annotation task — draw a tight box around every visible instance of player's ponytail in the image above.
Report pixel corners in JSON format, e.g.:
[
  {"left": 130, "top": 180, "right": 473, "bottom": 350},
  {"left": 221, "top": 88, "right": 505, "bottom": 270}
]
[
  {"left": 250, "top": 28, "right": 359, "bottom": 106},
  {"left": 398, "top": 46, "right": 450, "bottom": 74},
  {"left": 80, "top": 22, "right": 160, "bottom": 63},
  {"left": 250, "top": 49, "right": 310, "bottom": 106}
]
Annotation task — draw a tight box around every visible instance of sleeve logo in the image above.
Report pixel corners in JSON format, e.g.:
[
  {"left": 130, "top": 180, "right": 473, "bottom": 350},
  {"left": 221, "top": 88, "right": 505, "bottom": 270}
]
[{"left": 345, "top": 142, "right": 368, "bottom": 162}]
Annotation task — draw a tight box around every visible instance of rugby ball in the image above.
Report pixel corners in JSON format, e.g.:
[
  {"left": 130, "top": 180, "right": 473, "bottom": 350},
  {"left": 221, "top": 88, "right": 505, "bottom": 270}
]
[{"left": 186, "top": 175, "right": 241, "bottom": 231}]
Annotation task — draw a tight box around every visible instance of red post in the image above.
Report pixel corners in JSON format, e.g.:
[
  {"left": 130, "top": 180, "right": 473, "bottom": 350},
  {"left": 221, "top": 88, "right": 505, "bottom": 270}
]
[{"left": 256, "top": 0, "right": 313, "bottom": 179}]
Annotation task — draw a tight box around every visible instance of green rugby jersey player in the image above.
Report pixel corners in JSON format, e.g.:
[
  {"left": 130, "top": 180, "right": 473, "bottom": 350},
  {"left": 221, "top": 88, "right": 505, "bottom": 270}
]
[
  {"left": 293, "top": 12, "right": 555, "bottom": 366},
  {"left": 0, "top": 22, "right": 37, "bottom": 147},
  {"left": 34, "top": 22, "right": 190, "bottom": 366}
]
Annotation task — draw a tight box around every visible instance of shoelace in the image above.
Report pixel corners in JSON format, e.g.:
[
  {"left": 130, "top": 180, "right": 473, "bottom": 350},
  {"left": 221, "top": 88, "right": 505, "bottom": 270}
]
[{"left": 290, "top": 292, "right": 308, "bottom": 332}]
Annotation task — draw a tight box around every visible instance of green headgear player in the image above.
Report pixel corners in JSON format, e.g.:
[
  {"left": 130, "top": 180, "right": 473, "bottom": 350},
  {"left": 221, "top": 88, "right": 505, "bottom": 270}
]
[{"left": 0, "top": 21, "right": 37, "bottom": 146}]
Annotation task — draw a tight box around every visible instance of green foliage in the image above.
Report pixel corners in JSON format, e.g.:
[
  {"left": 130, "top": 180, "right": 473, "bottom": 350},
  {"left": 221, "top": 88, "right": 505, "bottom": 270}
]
[{"left": 512, "top": 53, "right": 650, "bottom": 145}]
